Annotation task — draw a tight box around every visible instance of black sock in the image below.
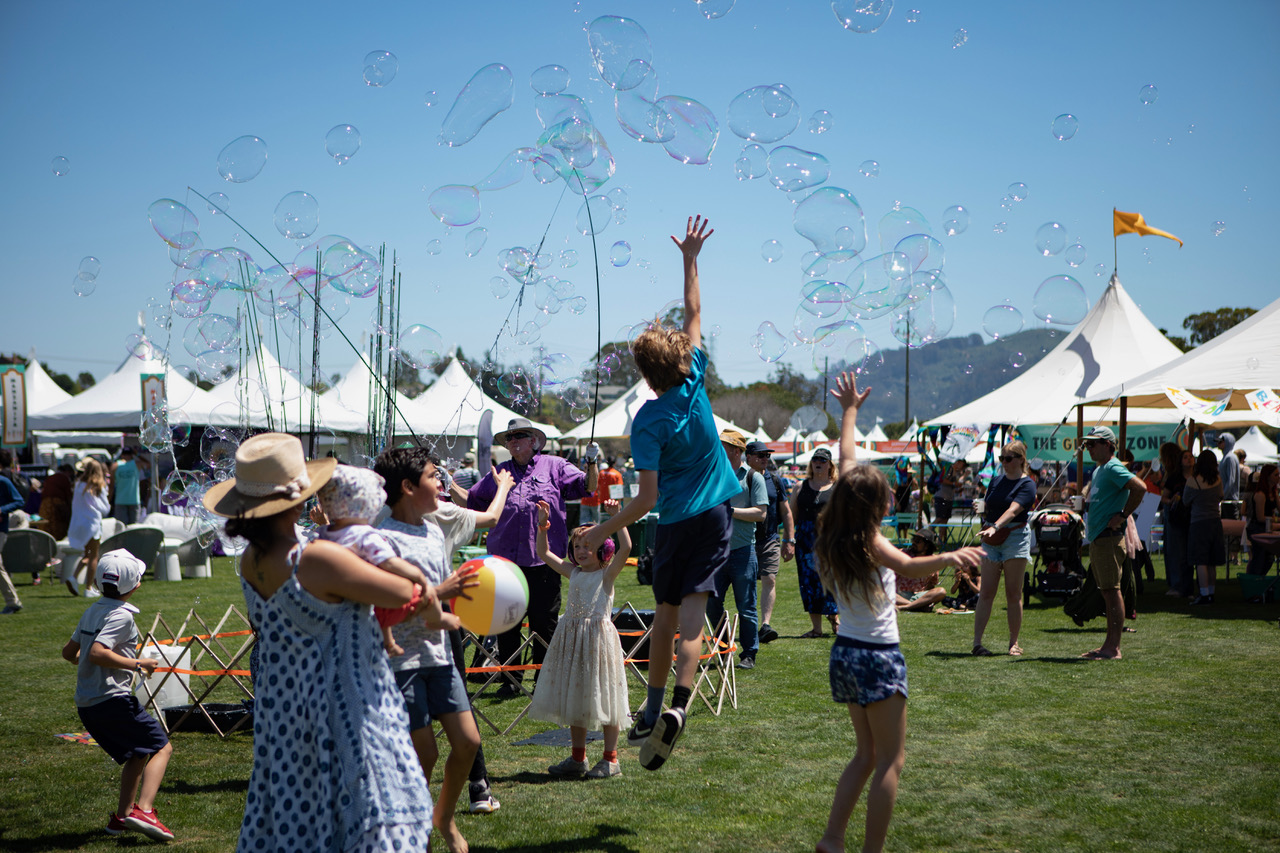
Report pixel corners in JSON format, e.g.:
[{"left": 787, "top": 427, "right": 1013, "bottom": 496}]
[{"left": 671, "top": 685, "right": 692, "bottom": 711}]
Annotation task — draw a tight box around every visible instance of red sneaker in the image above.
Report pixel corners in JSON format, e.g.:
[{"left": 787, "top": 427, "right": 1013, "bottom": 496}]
[
  {"left": 106, "top": 813, "right": 127, "bottom": 835},
  {"left": 122, "top": 805, "right": 175, "bottom": 841}
]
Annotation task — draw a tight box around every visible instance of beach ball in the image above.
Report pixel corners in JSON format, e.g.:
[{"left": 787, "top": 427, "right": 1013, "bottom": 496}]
[{"left": 453, "top": 555, "right": 529, "bottom": 635}]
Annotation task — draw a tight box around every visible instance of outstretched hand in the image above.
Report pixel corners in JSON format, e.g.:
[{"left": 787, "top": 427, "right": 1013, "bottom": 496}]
[
  {"left": 536, "top": 499, "right": 551, "bottom": 530},
  {"left": 670, "top": 215, "right": 714, "bottom": 259},
  {"left": 830, "top": 371, "right": 871, "bottom": 411}
]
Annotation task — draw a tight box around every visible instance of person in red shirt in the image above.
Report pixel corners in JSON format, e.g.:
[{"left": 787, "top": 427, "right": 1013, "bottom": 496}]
[{"left": 580, "top": 456, "right": 624, "bottom": 524}]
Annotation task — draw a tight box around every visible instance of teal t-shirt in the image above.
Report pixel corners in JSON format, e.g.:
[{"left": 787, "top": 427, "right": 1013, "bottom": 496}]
[
  {"left": 113, "top": 459, "right": 140, "bottom": 506},
  {"left": 1087, "top": 457, "right": 1133, "bottom": 542},
  {"left": 630, "top": 347, "right": 740, "bottom": 525}
]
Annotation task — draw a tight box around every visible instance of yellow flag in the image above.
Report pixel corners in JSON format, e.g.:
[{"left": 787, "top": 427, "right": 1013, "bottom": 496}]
[{"left": 1113, "top": 209, "right": 1183, "bottom": 247}]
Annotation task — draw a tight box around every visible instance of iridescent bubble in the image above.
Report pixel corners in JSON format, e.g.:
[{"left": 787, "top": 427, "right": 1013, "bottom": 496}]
[
  {"left": 727, "top": 84, "right": 799, "bottom": 143},
  {"left": 767, "top": 146, "right": 829, "bottom": 192},
  {"left": 325, "top": 124, "right": 361, "bottom": 164},
  {"left": 183, "top": 313, "right": 239, "bottom": 358},
  {"left": 878, "top": 207, "right": 931, "bottom": 252},
  {"left": 982, "top": 303, "right": 1023, "bottom": 339},
  {"left": 440, "top": 63, "right": 514, "bottom": 147},
  {"left": 808, "top": 110, "right": 832, "bottom": 134},
  {"left": 588, "top": 16, "right": 653, "bottom": 91},
  {"left": 800, "top": 280, "right": 856, "bottom": 318},
  {"left": 274, "top": 191, "right": 319, "bottom": 240},
  {"left": 1093, "top": 263, "right": 1107, "bottom": 277},
  {"left": 322, "top": 241, "right": 380, "bottom": 297},
  {"left": 952, "top": 28, "right": 968, "bottom": 48},
  {"left": 534, "top": 281, "right": 563, "bottom": 314},
  {"left": 576, "top": 195, "right": 613, "bottom": 235},
  {"left": 752, "top": 321, "right": 790, "bottom": 363},
  {"left": 534, "top": 93, "right": 592, "bottom": 130},
  {"left": 426, "top": 239, "right": 442, "bottom": 255},
  {"left": 196, "top": 349, "right": 236, "bottom": 384},
  {"left": 1008, "top": 182, "right": 1028, "bottom": 201},
  {"left": 734, "top": 143, "right": 769, "bottom": 180},
  {"left": 148, "top": 199, "right": 200, "bottom": 249},
  {"left": 1033, "top": 275, "right": 1088, "bottom": 326},
  {"left": 1064, "top": 242, "right": 1087, "bottom": 268},
  {"left": 993, "top": 222, "right": 1007, "bottom": 234},
  {"left": 217, "top": 135, "right": 267, "bottom": 183},
  {"left": 695, "top": 0, "right": 736, "bottom": 19},
  {"left": 1034, "top": 222, "right": 1067, "bottom": 256},
  {"left": 424, "top": 91, "right": 439, "bottom": 107},
  {"left": 832, "top": 0, "right": 894, "bottom": 34},
  {"left": 891, "top": 278, "right": 955, "bottom": 347},
  {"left": 793, "top": 187, "right": 865, "bottom": 256},
  {"left": 428, "top": 185, "right": 481, "bottom": 227},
  {"left": 657, "top": 96, "right": 719, "bottom": 165},
  {"left": 78, "top": 256, "right": 101, "bottom": 279},
  {"left": 941, "top": 205, "right": 970, "bottom": 236},
  {"left": 1010, "top": 352, "right": 1026, "bottom": 368},
  {"left": 848, "top": 252, "right": 912, "bottom": 319},
  {"left": 560, "top": 249, "right": 579, "bottom": 268},
  {"left": 859, "top": 160, "right": 879, "bottom": 178},
  {"left": 126, "top": 334, "right": 154, "bottom": 361},
  {"left": 894, "top": 234, "right": 944, "bottom": 272},
  {"left": 490, "top": 276, "right": 510, "bottom": 299},
  {"left": 72, "top": 273, "right": 96, "bottom": 297},
  {"left": 848, "top": 336, "right": 883, "bottom": 374},
  {"left": 610, "top": 241, "right": 632, "bottom": 267},
  {"left": 606, "top": 187, "right": 628, "bottom": 209},
  {"left": 1051, "top": 113, "right": 1078, "bottom": 141},
  {"left": 1211, "top": 221, "right": 1226, "bottom": 237},
  {"left": 566, "top": 295, "right": 588, "bottom": 315},
  {"left": 762, "top": 240, "right": 783, "bottom": 263},
  {"left": 1139, "top": 84, "right": 1158, "bottom": 105},
  {"left": 465, "top": 227, "right": 488, "bottom": 257},
  {"left": 207, "top": 193, "right": 229, "bottom": 215},
  {"left": 399, "top": 325, "right": 444, "bottom": 369},
  {"left": 613, "top": 72, "right": 674, "bottom": 144},
  {"left": 51, "top": 156, "right": 69, "bottom": 176},
  {"left": 363, "top": 50, "right": 397, "bottom": 87},
  {"left": 530, "top": 64, "right": 570, "bottom": 95},
  {"left": 535, "top": 117, "right": 616, "bottom": 193}
]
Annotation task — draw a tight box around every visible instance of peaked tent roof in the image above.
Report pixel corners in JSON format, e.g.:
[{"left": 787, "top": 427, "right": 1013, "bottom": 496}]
[
  {"left": 897, "top": 419, "right": 920, "bottom": 441},
  {"left": 321, "top": 353, "right": 425, "bottom": 436},
  {"left": 753, "top": 419, "right": 772, "bottom": 443},
  {"left": 561, "top": 377, "right": 735, "bottom": 440},
  {"left": 202, "top": 346, "right": 368, "bottom": 432},
  {"left": 28, "top": 355, "right": 220, "bottom": 430},
  {"left": 1082, "top": 294, "right": 1280, "bottom": 427},
  {"left": 1234, "top": 425, "right": 1278, "bottom": 462},
  {"left": 22, "top": 350, "right": 73, "bottom": 414},
  {"left": 864, "top": 424, "right": 890, "bottom": 442},
  {"left": 398, "top": 357, "right": 560, "bottom": 439},
  {"left": 927, "top": 275, "right": 1187, "bottom": 427}
]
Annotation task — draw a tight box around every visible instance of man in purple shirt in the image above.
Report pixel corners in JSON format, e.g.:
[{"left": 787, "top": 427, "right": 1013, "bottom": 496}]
[{"left": 466, "top": 417, "right": 597, "bottom": 695}]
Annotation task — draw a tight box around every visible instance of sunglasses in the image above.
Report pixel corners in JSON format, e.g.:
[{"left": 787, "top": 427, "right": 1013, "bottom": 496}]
[
  {"left": 505, "top": 433, "right": 532, "bottom": 442},
  {"left": 1000, "top": 455, "right": 1021, "bottom": 462},
  {"left": 750, "top": 452, "right": 771, "bottom": 458}
]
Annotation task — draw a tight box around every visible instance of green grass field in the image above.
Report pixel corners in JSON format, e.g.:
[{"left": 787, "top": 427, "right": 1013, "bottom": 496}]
[{"left": 1, "top": 555, "right": 1277, "bottom": 852}]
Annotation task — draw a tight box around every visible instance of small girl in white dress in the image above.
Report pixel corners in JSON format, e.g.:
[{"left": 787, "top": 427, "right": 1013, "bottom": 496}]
[{"left": 530, "top": 498, "right": 632, "bottom": 779}]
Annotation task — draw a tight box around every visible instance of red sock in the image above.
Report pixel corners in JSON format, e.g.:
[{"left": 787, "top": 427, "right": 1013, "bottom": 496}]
[
  {"left": 572, "top": 747, "right": 587, "bottom": 763},
  {"left": 603, "top": 749, "right": 618, "bottom": 763}
]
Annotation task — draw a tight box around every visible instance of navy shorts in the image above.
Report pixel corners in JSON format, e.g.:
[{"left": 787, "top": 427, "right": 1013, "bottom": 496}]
[
  {"left": 651, "top": 501, "right": 733, "bottom": 607},
  {"left": 77, "top": 694, "right": 169, "bottom": 765},
  {"left": 829, "top": 636, "right": 908, "bottom": 707},
  {"left": 396, "top": 664, "right": 471, "bottom": 731}
]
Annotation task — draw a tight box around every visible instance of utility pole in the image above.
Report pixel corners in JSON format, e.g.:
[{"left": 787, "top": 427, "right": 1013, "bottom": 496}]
[{"left": 903, "top": 316, "right": 911, "bottom": 425}]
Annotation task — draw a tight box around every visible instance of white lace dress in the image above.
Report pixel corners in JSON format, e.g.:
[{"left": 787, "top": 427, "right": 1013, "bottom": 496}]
[{"left": 528, "top": 567, "right": 629, "bottom": 729}]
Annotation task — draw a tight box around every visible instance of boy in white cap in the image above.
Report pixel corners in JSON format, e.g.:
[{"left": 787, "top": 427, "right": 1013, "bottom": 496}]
[{"left": 61, "top": 549, "right": 175, "bottom": 841}]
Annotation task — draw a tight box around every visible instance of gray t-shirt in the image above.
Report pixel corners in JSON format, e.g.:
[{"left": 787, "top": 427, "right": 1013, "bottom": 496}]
[
  {"left": 71, "top": 599, "right": 140, "bottom": 707},
  {"left": 730, "top": 465, "right": 768, "bottom": 551}
]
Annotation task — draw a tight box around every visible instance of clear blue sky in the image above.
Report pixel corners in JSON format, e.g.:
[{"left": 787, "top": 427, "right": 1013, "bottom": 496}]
[{"left": 3, "top": 0, "right": 1277, "bottom": 403}]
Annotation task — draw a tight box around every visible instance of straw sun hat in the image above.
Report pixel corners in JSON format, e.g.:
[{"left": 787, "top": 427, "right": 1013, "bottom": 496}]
[{"left": 203, "top": 433, "right": 336, "bottom": 519}]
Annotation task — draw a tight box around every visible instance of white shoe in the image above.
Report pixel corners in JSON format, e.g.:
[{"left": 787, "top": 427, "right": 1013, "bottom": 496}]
[{"left": 85, "top": 587, "right": 102, "bottom": 598}]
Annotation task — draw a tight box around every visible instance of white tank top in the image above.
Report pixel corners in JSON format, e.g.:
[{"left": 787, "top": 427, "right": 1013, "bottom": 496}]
[{"left": 836, "top": 565, "right": 899, "bottom": 645}]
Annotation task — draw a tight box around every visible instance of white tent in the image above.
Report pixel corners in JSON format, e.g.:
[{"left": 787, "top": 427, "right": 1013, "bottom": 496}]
[
  {"left": 28, "top": 355, "right": 220, "bottom": 430},
  {"left": 928, "top": 275, "right": 1187, "bottom": 427},
  {"left": 561, "top": 377, "right": 736, "bottom": 440},
  {"left": 1082, "top": 294, "right": 1280, "bottom": 428},
  {"left": 399, "top": 358, "right": 560, "bottom": 440},
  {"left": 322, "top": 353, "right": 425, "bottom": 436},
  {"left": 753, "top": 418, "right": 772, "bottom": 443},
  {"left": 806, "top": 429, "right": 830, "bottom": 443},
  {"left": 864, "top": 424, "right": 890, "bottom": 443},
  {"left": 1234, "top": 425, "right": 1278, "bottom": 463},
  {"left": 793, "top": 441, "right": 896, "bottom": 466},
  {"left": 22, "top": 350, "right": 73, "bottom": 414},
  {"left": 203, "top": 345, "right": 368, "bottom": 432},
  {"left": 897, "top": 419, "right": 920, "bottom": 441}
]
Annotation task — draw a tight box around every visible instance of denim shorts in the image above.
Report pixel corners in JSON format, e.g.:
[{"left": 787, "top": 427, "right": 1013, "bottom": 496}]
[
  {"left": 829, "top": 637, "right": 908, "bottom": 707},
  {"left": 981, "top": 524, "right": 1032, "bottom": 562},
  {"left": 396, "top": 664, "right": 471, "bottom": 730}
]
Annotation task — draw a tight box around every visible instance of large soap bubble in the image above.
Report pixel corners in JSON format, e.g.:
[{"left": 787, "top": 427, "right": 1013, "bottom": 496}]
[
  {"left": 325, "top": 125, "right": 361, "bottom": 164},
  {"left": 465, "top": 227, "right": 488, "bottom": 257},
  {"left": 440, "top": 64, "right": 514, "bottom": 147},
  {"left": 575, "top": 195, "right": 613, "bottom": 235},
  {"left": 793, "top": 187, "right": 866, "bottom": 257},
  {"left": 734, "top": 143, "right": 769, "bottom": 180},
  {"left": 363, "top": 50, "right": 398, "bottom": 87},
  {"left": 894, "top": 234, "right": 944, "bottom": 273},
  {"left": 941, "top": 205, "right": 970, "bottom": 236},
  {"left": 1034, "top": 222, "right": 1067, "bottom": 256},
  {"left": 800, "top": 280, "right": 856, "bottom": 318},
  {"left": 615, "top": 88, "right": 675, "bottom": 144},
  {"left": 610, "top": 241, "right": 631, "bottom": 267},
  {"left": 475, "top": 147, "right": 535, "bottom": 192},
  {"left": 878, "top": 207, "right": 931, "bottom": 252},
  {"left": 891, "top": 277, "right": 955, "bottom": 347},
  {"left": 530, "top": 64, "right": 570, "bottom": 95},
  {"left": 1033, "top": 275, "right": 1088, "bottom": 326},
  {"left": 398, "top": 325, "right": 444, "bottom": 369},
  {"left": 217, "top": 135, "right": 267, "bottom": 183},
  {"left": 1064, "top": 242, "right": 1087, "bottom": 268},
  {"left": 587, "top": 16, "right": 653, "bottom": 91},
  {"left": 767, "top": 146, "right": 829, "bottom": 192},
  {"left": 148, "top": 199, "right": 200, "bottom": 250},
  {"left": 274, "top": 191, "right": 319, "bottom": 240},
  {"left": 727, "top": 84, "right": 800, "bottom": 144},
  {"left": 832, "top": 0, "right": 894, "bottom": 34},
  {"left": 752, "top": 321, "right": 790, "bottom": 363},
  {"left": 183, "top": 314, "right": 240, "bottom": 358},
  {"left": 696, "top": 0, "right": 736, "bottom": 19},
  {"left": 428, "top": 185, "right": 481, "bottom": 227},
  {"left": 1051, "top": 114, "right": 1078, "bottom": 141},
  {"left": 982, "top": 303, "right": 1023, "bottom": 339},
  {"left": 848, "top": 252, "right": 912, "bottom": 319},
  {"left": 656, "top": 96, "right": 718, "bottom": 165}
]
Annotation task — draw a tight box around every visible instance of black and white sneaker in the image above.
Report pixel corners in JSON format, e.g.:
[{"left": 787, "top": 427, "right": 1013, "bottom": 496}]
[
  {"left": 640, "top": 707, "right": 686, "bottom": 771},
  {"left": 758, "top": 623, "right": 779, "bottom": 643},
  {"left": 626, "top": 716, "right": 655, "bottom": 747}
]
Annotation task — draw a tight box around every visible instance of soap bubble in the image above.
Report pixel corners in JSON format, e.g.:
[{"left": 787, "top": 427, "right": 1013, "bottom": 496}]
[
  {"left": 1211, "top": 221, "right": 1226, "bottom": 237},
  {"left": 762, "top": 240, "right": 783, "bottom": 263},
  {"left": 530, "top": 64, "right": 570, "bottom": 94},
  {"left": 832, "top": 0, "right": 894, "bottom": 34},
  {"left": 891, "top": 278, "right": 955, "bottom": 347},
  {"left": 752, "top": 321, "right": 790, "bottom": 363},
  {"left": 982, "top": 303, "right": 1023, "bottom": 339},
  {"left": 728, "top": 84, "right": 799, "bottom": 143},
  {"left": 894, "top": 234, "right": 944, "bottom": 273},
  {"left": 72, "top": 273, "right": 96, "bottom": 297},
  {"left": 1008, "top": 182, "right": 1028, "bottom": 201},
  {"left": 1064, "top": 242, "right": 1087, "bottom": 267},
  {"left": 183, "top": 313, "right": 239, "bottom": 358},
  {"left": 848, "top": 252, "right": 912, "bottom": 319},
  {"left": 613, "top": 74, "right": 675, "bottom": 144},
  {"left": 993, "top": 222, "right": 1007, "bottom": 233},
  {"left": 1139, "top": 84, "right": 1158, "bottom": 105},
  {"left": 560, "top": 249, "right": 579, "bottom": 268},
  {"left": 1034, "top": 222, "right": 1067, "bottom": 256},
  {"left": 217, "top": 135, "right": 268, "bottom": 183},
  {"left": 808, "top": 110, "right": 832, "bottom": 134},
  {"left": 464, "top": 227, "right": 488, "bottom": 257},
  {"left": 425, "top": 240, "right": 442, "bottom": 256},
  {"left": 588, "top": 16, "right": 653, "bottom": 91},
  {"left": 79, "top": 256, "right": 101, "bottom": 279},
  {"left": 1033, "top": 275, "right": 1088, "bottom": 326},
  {"left": 963, "top": 364, "right": 974, "bottom": 375},
  {"left": 695, "top": 0, "right": 736, "bottom": 19},
  {"left": 800, "top": 281, "right": 856, "bottom": 319},
  {"left": 1093, "top": 263, "right": 1107, "bottom": 277},
  {"left": 656, "top": 96, "right": 718, "bottom": 165},
  {"left": 848, "top": 336, "right": 883, "bottom": 374},
  {"left": 428, "top": 185, "right": 481, "bottom": 227},
  {"left": 325, "top": 124, "right": 361, "bottom": 164},
  {"left": 51, "top": 156, "right": 69, "bottom": 176},
  {"left": 576, "top": 195, "right": 613, "bottom": 235},
  {"left": 363, "top": 50, "right": 397, "bottom": 87},
  {"left": 905, "top": 8, "right": 920, "bottom": 22},
  {"left": 1051, "top": 113, "right": 1078, "bottom": 141},
  {"left": 490, "top": 276, "right": 510, "bottom": 299},
  {"left": 206, "top": 193, "right": 229, "bottom": 215},
  {"left": 941, "top": 205, "right": 970, "bottom": 236},
  {"left": 734, "top": 143, "right": 769, "bottom": 180},
  {"left": 274, "top": 191, "right": 319, "bottom": 240},
  {"left": 767, "top": 145, "right": 829, "bottom": 192},
  {"left": 440, "top": 63, "right": 514, "bottom": 147},
  {"left": 793, "top": 187, "right": 865, "bottom": 256},
  {"left": 424, "top": 91, "right": 439, "bottom": 107},
  {"left": 952, "top": 28, "right": 968, "bottom": 48},
  {"left": 610, "top": 241, "right": 632, "bottom": 267},
  {"left": 148, "top": 199, "right": 200, "bottom": 249},
  {"left": 399, "top": 325, "right": 444, "bottom": 369},
  {"left": 878, "top": 207, "right": 931, "bottom": 252},
  {"left": 1009, "top": 352, "right": 1026, "bottom": 368}
]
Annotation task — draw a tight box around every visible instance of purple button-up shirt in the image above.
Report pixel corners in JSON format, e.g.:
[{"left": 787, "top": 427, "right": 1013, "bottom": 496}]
[{"left": 466, "top": 453, "right": 590, "bottom": 567}]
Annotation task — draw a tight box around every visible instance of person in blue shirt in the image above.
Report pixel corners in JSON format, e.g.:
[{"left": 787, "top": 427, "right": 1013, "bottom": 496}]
[{"left": 584, "top": 215, "right": 739, "bottom": 772}]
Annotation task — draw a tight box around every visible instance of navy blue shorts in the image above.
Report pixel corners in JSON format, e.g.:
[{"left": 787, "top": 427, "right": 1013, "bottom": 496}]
[
  {"left": 77, "top": 694, "right": 169, "bottom": 765},
  {"left": 651, "top": 501, "right": 733, "bottom": 607},
  {"left": 829, "top": 636, "right": 908, "bottom": 707},
  {"left": 396, "top": 665, "right": 471, "bottom": 731}
]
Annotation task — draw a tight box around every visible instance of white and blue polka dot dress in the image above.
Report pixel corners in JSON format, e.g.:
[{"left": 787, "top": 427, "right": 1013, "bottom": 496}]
[{"left": 238, "top": 552, "right": 432, "bottom": 852}]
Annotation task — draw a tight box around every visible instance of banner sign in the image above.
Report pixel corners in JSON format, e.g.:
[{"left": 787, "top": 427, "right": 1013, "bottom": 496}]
[
  {"left": 1244, "top": 389, "right": 1280, "bottom": 428},
  {"left": 1163, "top": 387, "right": 1231, "bottom": 423},
  {"left": 1015, "top": 423, "right": 1177, "bottom": 461},
  {"left": 2, "top": 364, "right": 27, "bottom": 447},
  {"left": 938, "top": 423, "right": 987, "bottom": 463},
  {"left": 140, "top": 372, "right": 166, "bottom": 415}
]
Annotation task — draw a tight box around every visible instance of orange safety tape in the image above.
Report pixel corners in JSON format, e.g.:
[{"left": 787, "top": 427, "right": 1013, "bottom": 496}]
[
  {"left": 152, "top": 629, "right": 254, "bottom": 646},
  {"left": 156, "top": 667, "right": 251, "bottom": 676}
]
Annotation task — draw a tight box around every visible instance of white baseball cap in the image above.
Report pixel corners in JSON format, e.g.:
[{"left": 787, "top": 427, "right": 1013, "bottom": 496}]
[{"left": 96, "top": 549, "right": 146, "bottom": 595}]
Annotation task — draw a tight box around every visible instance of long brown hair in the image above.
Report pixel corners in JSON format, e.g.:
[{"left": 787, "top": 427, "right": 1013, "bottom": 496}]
[
  {"left": 77, "top": 459, "right": 106, "bottom": 496},
  {"left": 815, "top": 463, "right": 893, "bottom": 607},
  {"left": 1194, "top": 450, "right": 1220, "bottom": 483},
  {"left": 1158, "top": 442, "right": 1182, "bottom": 480}
]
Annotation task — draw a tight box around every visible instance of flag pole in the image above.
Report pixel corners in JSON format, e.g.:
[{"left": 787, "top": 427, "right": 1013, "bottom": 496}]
[{"left": 1112, "top": 208, "right": 1118, "bottom": 274}]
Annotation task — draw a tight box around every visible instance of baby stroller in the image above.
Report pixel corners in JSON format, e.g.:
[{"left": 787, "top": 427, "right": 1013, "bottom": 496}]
[{"left": 1023, "top": 504, "right": 1087, "bottom": 606}]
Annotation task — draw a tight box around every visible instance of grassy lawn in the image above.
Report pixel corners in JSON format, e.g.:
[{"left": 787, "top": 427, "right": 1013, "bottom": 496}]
[{"left": 1, "top": 554, "right": 1277, "bottom": 852}]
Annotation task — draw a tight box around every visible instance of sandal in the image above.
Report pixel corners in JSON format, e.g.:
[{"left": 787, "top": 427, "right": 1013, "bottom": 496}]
[
  {"left": 1008, "top": 644, "right": 1024, "bottom": 656},
  {"left": 798, "top": 629, "right": 825, "bottom": 639},
  {"left": 971, "top": 644, "right": 993, "bottom": 656}
]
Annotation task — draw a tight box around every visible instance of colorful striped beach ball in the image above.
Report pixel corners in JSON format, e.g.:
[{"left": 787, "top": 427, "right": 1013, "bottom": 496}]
[{"left": 453, "top": 555, "right": 529, "bottom": 635}]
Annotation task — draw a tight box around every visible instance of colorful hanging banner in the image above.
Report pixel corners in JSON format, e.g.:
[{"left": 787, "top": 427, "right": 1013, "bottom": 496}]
[
  {"left": 140, "top": 372, "right": 166, "bottom": 414},
  {"left": 1016, "top": 423, "right": 1178, "bottom": 461},
  {"left": 938, "top": 423, "right": 987, "bottom": 463},
  {"left": 2, "top": 364, "right": 27, "bottom": 447},
  {"left": 1163, "top": 387, "right": 1231, "bottom": 423},
  {"left": 1244, "top": 389, "right": 1280, "bottom": 428}
]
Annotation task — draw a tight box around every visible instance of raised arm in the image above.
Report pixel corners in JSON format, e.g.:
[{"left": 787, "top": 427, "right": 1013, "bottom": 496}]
[
  {"left": 470, "top": 469, "right": 514, "bottom": 529},
  {"left": 670, "top": 215, "right": 713, "bottom": 348},
  {"left": 830, "top": 371, "right": 872, "bottom": 476},
  {"left": 583, "top": 470, "right": 656, "bottom": 554},
  {"left": 535, "top": 500, "right": 573, "bottom": 578},
  {"left": 298, "top": 539, "right": 417, "bottom": 607}
]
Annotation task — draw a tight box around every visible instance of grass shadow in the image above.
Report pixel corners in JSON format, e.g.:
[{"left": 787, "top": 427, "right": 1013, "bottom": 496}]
[
  {"left": 490, "top": 770, "right": 583, "bottom": 787},
  {"left": 0, "top": 831, "right": 112, "bottom": 851},
  {"left": 166, "top": 777, "right": 249, "bottom": 795},
  {"left": 471, "top": 822, "right": 637, "bottom": 853}
]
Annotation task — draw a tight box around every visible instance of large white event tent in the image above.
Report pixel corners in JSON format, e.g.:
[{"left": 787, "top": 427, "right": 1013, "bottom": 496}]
[
  {"left": 864, "top": 424, "right": 889, "bottom": 442},
  {"left": 398, "top": 357, "right": 560, "bottom": 441},
  {"left": 561, "top": 378, "right": 736, "bottom": 441},
  {"left": 28, "top": 355, "right": 220, "bottom": 430},
  {"left": 1082, "top": 294, "right": 1280, "bottom": 429},
  {"left": 1235, "top": 426, "right": 1278, "bottom": 463},
  {"left": 22, "top": 351, "right": 73, "bottom": 413},
  {"left": 927, "top": 275, "right": 1186, "bottom": 428},
  {"left": 202, "top": 345, "right": 367, "bottom": 432},
  {"left": 321, "top": 353, "right": 425, "bottom": 436}
]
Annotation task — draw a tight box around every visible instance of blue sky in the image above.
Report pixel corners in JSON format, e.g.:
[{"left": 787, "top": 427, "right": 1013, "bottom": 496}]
[{"left": 2, "top": 0, "right": 1277, "bottom": 401}]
